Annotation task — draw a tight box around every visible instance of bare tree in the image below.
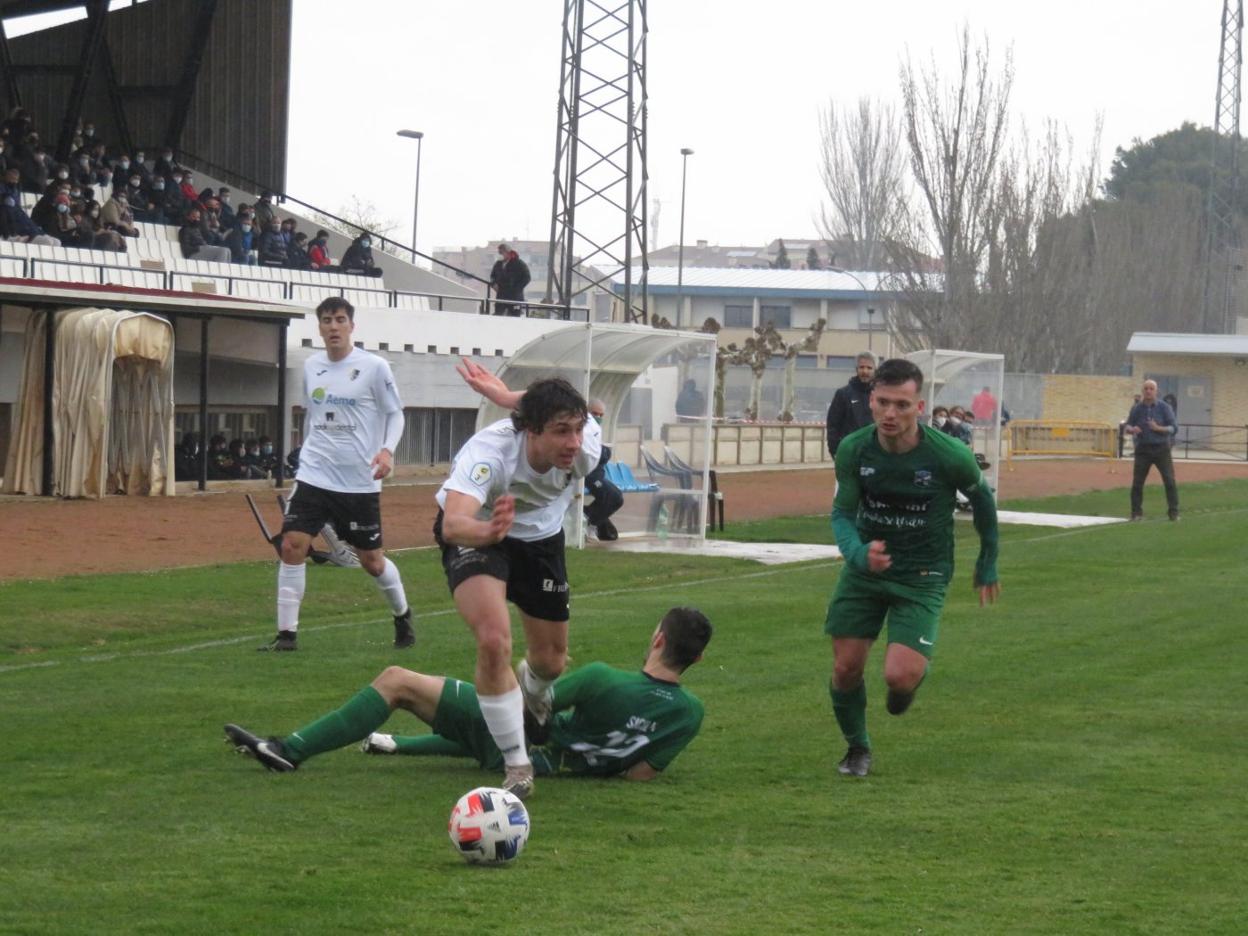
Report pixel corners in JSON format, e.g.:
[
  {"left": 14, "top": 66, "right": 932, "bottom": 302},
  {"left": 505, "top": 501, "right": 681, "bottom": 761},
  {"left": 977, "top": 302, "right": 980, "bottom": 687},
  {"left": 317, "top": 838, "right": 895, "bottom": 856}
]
[
  {"left": 892, "top": 26, "right": 1014, "bottom": 351},
  {"left": 817, "top": 97, "right": 908, "bottom": 270},
  {"left": 311, "top": 196, "right": 403, "bottom": 257}
]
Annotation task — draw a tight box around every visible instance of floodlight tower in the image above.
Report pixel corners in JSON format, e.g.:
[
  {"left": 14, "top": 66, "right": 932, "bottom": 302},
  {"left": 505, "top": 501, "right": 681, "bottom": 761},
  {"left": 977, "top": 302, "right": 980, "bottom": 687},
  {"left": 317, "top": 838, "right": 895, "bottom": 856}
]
[
  {"left": 545, "top": 0, "right": 649, "bottom": 323},
  {"left": 1203, "top": 0, "right": 1245, "bottom": 333}
]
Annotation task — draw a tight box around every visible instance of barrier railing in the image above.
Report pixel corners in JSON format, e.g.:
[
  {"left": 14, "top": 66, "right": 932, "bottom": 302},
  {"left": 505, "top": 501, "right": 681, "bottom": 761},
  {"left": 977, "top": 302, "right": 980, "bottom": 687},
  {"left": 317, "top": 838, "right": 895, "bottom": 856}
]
[
  {"left": 1117, "top": 422, "right": 1248, "bottom": 461},
  {"left": 1008, "top": 420, "right": 1116, "bottom": 459}
]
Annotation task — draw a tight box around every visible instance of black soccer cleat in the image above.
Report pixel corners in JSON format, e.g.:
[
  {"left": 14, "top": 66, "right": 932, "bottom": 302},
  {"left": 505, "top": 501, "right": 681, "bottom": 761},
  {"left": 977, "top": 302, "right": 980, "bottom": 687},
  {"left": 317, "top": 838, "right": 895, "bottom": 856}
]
[
  {"left": 886, "top": 688, "right": 916, "bottom": 716},
  {"left": 393, "top": 609, "right": 415, "bottom": 649},
  {"left": 596, "top": 520, "right": 619, "bottom": 542},
  {"left": 258, "top": 631, "right": 297, "bottom": 652},
  {"left": 224, "top": 723, "right": 297, "bottom": 772},
  {"left": 837, "top": 745, "right": 872, "bottom": 778}
]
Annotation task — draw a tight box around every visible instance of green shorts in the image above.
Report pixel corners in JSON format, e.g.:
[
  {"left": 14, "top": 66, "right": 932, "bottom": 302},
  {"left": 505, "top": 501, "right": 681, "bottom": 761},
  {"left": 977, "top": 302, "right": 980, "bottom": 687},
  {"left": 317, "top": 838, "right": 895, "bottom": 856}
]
[
  {"left": 824, "top": 567, "right": 947, "bottom": 659},
  {"left": 432, "top": 678, "right": 504, "bottom": 771}
]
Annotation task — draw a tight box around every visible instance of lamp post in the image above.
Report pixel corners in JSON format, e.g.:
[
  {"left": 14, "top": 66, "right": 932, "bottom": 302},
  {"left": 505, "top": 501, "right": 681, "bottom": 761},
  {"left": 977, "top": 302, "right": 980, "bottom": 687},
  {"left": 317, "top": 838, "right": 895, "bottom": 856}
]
[
  {"left": 396, "top": 129, "right": 424, "bottom": 263},
  {"left": 676, "top": 147, "right": 694, "bottom": 327},
  {"left": 830, "top": 266, "right": 874, "bottom": 350}
]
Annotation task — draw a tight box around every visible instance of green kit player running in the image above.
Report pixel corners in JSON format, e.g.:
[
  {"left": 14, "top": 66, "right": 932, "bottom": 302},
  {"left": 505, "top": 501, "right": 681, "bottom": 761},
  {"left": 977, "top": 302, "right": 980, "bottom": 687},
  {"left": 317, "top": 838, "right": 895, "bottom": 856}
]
[
  {"left": 224, "top": 607, "right": 711, "bottom": 782},
  {"left": 826, "top": 358, "right": 1000, "bottom": 778}
]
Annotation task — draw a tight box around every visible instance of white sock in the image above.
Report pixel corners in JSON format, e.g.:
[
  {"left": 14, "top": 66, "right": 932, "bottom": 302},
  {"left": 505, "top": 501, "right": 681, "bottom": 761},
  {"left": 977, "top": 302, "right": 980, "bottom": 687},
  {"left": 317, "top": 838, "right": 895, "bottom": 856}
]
[
  {"left": 276, "top": 562, "right": 305, "bottom": 633},
  {"left": 373, "top": 557, "right": 409, "bottom": 616},
  {"left": 519, "top": 660, "right": 555, "bottom": 697},
  {"left": 477, "top": 687, "right": 530, "bottom": 767}
]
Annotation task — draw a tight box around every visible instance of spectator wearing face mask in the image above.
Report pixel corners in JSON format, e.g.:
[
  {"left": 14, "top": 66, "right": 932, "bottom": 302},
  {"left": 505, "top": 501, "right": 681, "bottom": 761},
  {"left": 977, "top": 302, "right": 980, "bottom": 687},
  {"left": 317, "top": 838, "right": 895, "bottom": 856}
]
[
  {"left": 230, "top": 439, "right": 265, "bottom": 479},
  {"left": 216, "top": 186, "right": 236, "bottom": 230},
  {"left": 160, "top": 171, "right": 189, "bottom": 225},
  {"left": 255, "top": 436, "right": 279, "bottom": 476},
  {"left": 179, "top": 206, "right": 232, "bottom": 262},
  {"left": 94, "top": 164, "right": 116, "bottom": 196},
  {"left": 77, "top": 199, "right": 126, "bottom": 252},
  {"left": 131, "top": 149, "right": 152, "bottom": 185},
  {"left": 279, "top": 216, "right": 297, "bottom": 248},
  {"left": 71, "top": 152, "right": 93, "bottom": 187},
  {"left": 225, "top": 214, "right": 256, "bottom": 264},
  {"left": 253, "top": 190, "right": 276, "bottom": 230},
  {"left": 175, "top": 432, "right": 201, "bottom": 482},
  {"left": 307, "top": 230, "right": 335, "bottom": 270},
  {"left": 945, "top": 406, "right": 973, "bottom": 445},
  {"left": 0, "top": 166, "right": 58, "bottom": 245},
  {"left": 258, "top": 218, "right": 288, "bottom": 266},
  {"left": 154, "top": 148, "right": 178, "bottom": 180},
  {"left": 286, "top": 231, "right": 313, "bottom": 270},
  {"left": 101, "top": 188, "right": 139, "bottom": 237},
  {"left": 36, "top": 192, "right": 88, "bottom": 248},
  {"left": 931, "top": 405, "right": 950, "bottom": 431},
  {"left": 243, "top": 440, "right": 269, "bottom": 478},
  {"left": 14, "top": 136, "right": 48, "bottom": 193},
  {"left": 127, "top": 172, "right": 162, "bottom": 222},
  {"left": 179, "top": 171, "right": 199, "bottom": 203},
  {"left": 111, "top": 153, "right": 133, "bottom": 181},
  {"left": 340, "top": 232, "right": 382, "bottom": 277}
]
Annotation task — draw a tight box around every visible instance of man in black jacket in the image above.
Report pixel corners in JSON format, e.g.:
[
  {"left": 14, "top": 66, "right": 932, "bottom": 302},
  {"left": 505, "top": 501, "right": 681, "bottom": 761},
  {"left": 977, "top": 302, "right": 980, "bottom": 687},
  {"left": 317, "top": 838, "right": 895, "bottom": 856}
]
[
  {"left": 826, "top": 351, "right": 876, "bottom": 457},
  {"left": 497, "top": 248, "right": 531, "bottom": 316}
]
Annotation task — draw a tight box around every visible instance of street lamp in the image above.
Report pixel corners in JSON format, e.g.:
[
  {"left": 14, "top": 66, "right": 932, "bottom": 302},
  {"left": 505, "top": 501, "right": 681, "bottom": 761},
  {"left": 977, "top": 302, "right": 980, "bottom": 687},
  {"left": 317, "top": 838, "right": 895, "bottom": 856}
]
[
  {"left": 830, "top": 266, "right": 874, "bottom": 351},
  {"left": 676, "top": 147, "right": 694, "bottom": 327},
  {"left": 396, "top": 129, "right": 424, "bottom": 263}
]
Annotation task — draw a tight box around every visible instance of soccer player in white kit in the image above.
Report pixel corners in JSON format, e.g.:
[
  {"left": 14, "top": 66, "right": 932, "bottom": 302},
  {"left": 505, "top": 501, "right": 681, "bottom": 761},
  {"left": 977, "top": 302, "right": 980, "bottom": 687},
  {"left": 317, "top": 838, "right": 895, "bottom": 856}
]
[
  {"left": 433, "top": 359, "right": 602, "bottom": 798},
  {"left": 262, "top": 298, "right": 413, "bottom": 652}
]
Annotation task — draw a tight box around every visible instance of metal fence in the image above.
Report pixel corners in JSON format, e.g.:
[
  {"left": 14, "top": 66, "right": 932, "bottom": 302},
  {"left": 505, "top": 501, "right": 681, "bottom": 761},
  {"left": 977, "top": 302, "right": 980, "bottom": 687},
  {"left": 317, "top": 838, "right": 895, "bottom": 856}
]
[{"left": 1117, "top": 423, "right": 1248, "bottom": 461}]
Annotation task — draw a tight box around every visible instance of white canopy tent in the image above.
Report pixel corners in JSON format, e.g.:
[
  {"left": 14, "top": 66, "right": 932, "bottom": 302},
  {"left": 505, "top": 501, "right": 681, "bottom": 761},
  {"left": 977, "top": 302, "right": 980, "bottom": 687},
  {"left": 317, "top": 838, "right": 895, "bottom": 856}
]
[
  {"left": 3, "top": 307, "right": 175, "bottom": 497},
  {"left": 905, "top": 349, "right": 1005, "bottom": 493},
  {"left": 479, "top": 322, "right": 717, "bottom": 547}
]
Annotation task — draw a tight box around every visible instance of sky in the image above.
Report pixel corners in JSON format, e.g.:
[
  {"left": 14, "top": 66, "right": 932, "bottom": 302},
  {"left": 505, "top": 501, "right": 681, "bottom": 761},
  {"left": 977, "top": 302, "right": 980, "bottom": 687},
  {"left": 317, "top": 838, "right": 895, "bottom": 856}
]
[{"left": 9, "top": 0, "right": 1228, "bottom": 256}]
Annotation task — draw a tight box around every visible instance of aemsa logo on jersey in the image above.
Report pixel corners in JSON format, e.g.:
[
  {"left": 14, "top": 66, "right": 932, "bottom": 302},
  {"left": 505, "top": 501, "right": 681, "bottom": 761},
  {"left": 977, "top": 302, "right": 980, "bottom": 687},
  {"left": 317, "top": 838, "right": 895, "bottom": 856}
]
[
  {"left": 310, "top": 387, "right": 357, "bottom": 406},
  {"left": 311, "top": 387, "right": 326, "bottom": 404},
  {"left": 859, "top": 466, "right": 876, "bottom": 477},
  {"left": 469, "top": 463, "right": 491, "bottom": 486}
]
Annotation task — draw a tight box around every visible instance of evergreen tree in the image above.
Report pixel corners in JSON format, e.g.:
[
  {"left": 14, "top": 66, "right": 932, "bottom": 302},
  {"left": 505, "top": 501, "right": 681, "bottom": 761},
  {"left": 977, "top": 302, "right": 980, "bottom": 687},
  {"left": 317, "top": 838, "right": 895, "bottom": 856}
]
[
  {"left": 806, "top": 245, "right": 821, "bottom": 270},
  {"left": 773, "top": 239, "right": 791, "bottom": 269}
]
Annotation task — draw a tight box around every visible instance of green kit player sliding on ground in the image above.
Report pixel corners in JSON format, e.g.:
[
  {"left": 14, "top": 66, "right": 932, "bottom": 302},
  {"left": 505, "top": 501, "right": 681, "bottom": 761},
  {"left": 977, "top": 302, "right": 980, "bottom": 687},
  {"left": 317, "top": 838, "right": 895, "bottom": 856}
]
[
  {"left": 826, "top": 357, "right": 1000, "bottom": 778},
  {"left": 224, "top": 607, "right": 711, "bottom": 782}
]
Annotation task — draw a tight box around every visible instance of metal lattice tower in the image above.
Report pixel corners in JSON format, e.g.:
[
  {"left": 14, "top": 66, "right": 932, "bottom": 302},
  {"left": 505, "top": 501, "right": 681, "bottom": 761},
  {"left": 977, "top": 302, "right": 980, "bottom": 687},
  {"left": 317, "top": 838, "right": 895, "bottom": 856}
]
[
  {"left": 1203, "top": 0, "right": 1244, "bottom": 333},
  {"left": 545, "top": 0, "right": 648, "bottom": 323}
]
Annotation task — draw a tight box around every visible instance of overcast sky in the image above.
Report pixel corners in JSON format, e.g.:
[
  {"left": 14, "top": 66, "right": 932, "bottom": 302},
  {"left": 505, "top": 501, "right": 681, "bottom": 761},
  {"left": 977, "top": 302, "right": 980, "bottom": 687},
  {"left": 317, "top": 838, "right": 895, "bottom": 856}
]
[{"left": 11, "top": 1, "right": 1229, "bottom": 255}]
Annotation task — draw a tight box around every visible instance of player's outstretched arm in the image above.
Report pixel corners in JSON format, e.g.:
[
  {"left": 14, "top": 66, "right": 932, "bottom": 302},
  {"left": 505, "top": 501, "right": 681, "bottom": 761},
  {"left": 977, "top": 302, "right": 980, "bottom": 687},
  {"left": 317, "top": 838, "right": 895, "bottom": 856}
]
[
  {"left": 965, "top": 482, "right": 1001, "bottom": 606},
  {"left": 441, "top": 491, "right": 515, "bottom": 547},
  {"left": 456, "top": 358, "right": 523, "bottom": 411}
]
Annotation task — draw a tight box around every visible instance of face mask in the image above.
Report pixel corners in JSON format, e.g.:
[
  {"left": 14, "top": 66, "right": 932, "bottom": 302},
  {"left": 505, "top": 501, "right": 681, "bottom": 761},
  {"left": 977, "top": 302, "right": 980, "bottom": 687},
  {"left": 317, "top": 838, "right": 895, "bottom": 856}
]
[
  {"left": 90, "top": 208, "right": 99, "bottom": 218},
  {"left": 162, "top": 152, "right": 173, "bottom": 161},
  {"left": 78, "top": 158, "right": 89, "bottom": 167},
  {"left": 262, "top": 445, "right": 273, "bottom": 455},
  {"left": 934, "top": 416, "right": 947, "bottom": 428},
  {"left": 948, "top": 416, "right": 962, "bottom": 427},
  {"left": 56, "top": 203, "right": 68, "bottom": 214},
  {"left": 135, "top": 153, "right": 144, "bottom": 162},
  {"left": 172, "top": 176, "right": 182, "bottom": 184},
  {"left": 129, "top": 179, "right": 140, "bottom": 187},
  {"left": 360, "top": 239, "right": 371, "bottom": 248},
  {"left": 57, "top": 170, "right": 68, "bottom": 180},
  {"left": 118, "top": 160, "right": 129, "bottom": 170},
  {"left": 220, "top": 194, "right": 230, "bottom": 203},
  {"left": 85, "top": 128, "right": 94, "bottom": 137},
  {"left": 153, "top": 181, "right": 164, "bottom": 191},
  {"left": 70, "top": 189, "right": 81, "bottom": 198}
]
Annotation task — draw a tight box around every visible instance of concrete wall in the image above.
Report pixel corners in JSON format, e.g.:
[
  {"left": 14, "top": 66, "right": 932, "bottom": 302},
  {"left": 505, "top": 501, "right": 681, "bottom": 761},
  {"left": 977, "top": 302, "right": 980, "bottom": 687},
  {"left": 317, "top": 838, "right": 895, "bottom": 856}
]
[
  {"left": 1131, "top": 352, "right": 1248, "bottom": 428},
  {"left": 1040, "top": 374, "right": 1137, "bottom": 425}
]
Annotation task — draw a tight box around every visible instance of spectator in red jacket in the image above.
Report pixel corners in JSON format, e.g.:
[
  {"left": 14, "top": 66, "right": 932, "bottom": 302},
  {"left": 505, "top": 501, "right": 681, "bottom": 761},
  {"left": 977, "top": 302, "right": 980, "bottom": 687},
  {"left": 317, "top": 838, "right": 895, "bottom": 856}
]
[
  {"left": 307, "top": 229, "right": 334, "bottom": 270},
  {"left": 179, "top": 170, "right": 199, "bottom": 204}
]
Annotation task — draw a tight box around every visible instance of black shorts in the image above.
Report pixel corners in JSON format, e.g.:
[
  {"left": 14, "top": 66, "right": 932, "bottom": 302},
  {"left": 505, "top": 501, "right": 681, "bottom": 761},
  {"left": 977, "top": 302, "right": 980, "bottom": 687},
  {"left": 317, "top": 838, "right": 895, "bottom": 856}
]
[
  {"left": 281, "top": 480, "right": 383, "bottom": 550},
  {"left": 433, "top": 510, "right": 569, "bottom": 622}
]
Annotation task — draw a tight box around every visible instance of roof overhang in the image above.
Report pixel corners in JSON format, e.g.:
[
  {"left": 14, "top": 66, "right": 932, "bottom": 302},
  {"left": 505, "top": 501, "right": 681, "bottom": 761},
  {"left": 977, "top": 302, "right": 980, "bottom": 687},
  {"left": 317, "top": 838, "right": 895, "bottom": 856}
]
[
  {"left": 1127, "top": 332, "right": 1248, "bottom": 357},
  {"left": 0, "top": 277, "right": 304, "bottom": 323}
]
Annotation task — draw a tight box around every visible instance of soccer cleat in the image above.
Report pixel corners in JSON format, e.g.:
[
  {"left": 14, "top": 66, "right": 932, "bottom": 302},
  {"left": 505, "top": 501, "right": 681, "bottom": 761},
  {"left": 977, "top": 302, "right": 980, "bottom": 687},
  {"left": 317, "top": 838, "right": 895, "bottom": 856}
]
[
  {"left": 596, "top": 520, "right": 619, "bottom": 542},
  {"left": 886, "top": 688, "right": 916, "bottom": 716},
  {"left": 224, "top": 723, "right": 297, "bottom": 772},
  {"left": 516, "top": 659, "right": 553, "bottom": 727},
  {"left": 258, "top": 631, "right": 298, "bottom": 652},
  {"left": 1168, "top": 511, "right": 1180, "bottom": 522},
  {"left": 502, "top": 763, "right": 535, "bottom": 801},
  {"left": 837, "top": 745, "right": 872, "bottom": 778},
  {"left": 360, "top": 732, "right": 398, "bottom": 755},
  {"left": 393, "top": 609, "right": 415, "bottom": 649},
  {"left": 1129, "top": 513, "right": 1143, "bottom": 522}
]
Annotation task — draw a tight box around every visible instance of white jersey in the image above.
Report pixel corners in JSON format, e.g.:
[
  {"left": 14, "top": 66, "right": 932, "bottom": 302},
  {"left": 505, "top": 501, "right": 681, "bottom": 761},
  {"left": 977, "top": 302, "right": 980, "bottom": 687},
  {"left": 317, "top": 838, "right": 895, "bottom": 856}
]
[
  {"left": 296, "top": 348, "right": 403, "bottom": 494},
  {"left": 437, "top": 417, "right": 603, "bottom": 542}
]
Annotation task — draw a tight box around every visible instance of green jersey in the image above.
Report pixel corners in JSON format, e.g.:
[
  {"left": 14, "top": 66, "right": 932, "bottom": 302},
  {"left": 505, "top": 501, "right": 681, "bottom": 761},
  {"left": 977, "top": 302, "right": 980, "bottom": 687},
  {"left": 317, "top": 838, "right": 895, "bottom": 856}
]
[
  {"left": 832, "top": 423, "right": 999, "bottom": 586},
  {"left": 530, "top": 662, "right": 705, "bottom": 777}
]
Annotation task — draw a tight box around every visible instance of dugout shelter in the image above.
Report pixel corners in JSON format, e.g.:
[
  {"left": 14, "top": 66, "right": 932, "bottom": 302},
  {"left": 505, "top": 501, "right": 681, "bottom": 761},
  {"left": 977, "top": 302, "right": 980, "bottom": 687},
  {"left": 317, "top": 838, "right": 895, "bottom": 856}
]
[
  {"left": 0, "top": 279, "right": 302, "bottom": 496},
  {"left": 905, "top": 348, "right": 1005, "bottom": 494},
  {"left": 476, "top": 322, "right": 717, "bottom": 548}
]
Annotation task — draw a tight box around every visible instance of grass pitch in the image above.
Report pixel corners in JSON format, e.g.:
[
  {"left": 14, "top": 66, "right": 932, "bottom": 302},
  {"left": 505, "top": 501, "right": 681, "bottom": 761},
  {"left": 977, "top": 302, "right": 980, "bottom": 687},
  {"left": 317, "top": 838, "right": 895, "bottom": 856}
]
[{"left": 1, "top": 480, "right": 1245, "bottom": 934}]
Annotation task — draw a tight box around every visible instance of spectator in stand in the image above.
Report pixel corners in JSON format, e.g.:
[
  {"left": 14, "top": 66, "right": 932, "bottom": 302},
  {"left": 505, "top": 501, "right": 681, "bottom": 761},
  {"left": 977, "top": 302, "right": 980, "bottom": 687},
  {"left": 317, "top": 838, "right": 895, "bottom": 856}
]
[
  {"left": 94, "top": 163, "right": 116, "bottom": 196},
  {"left": 207, "top": 434, "right": 233, "bottom": 480},
  {"left": 77, "top": 199, "right": 126, "bottom": 251},
  {"left": 944, "top": 405, "right": 973, "bottom": 445},
  {"left": 37, "top": 192, "right": 89, "bottom": 248},
  {"left": 253, "top": 190, "right": 277, "bottom": 230},
  {"left": 72, "top": 152, "right": 93, "bottom": 187},
  {"left": 179, "top": 205, "right": 231, "bottom": 262},
  {"left": 229, "top": 439, "right": 265, "bottom": 479},
  {"left": 179, "top": 170, "right": 199, "bottom": 204},
  {"left": 159, "top": 172, "right": 188, "bottom": 224},
  {"left": 216, "top": 186, "right": 236, "bottom": 230},
  {"left": 496, "top": 248, "right": 530, "bottom": 315},
  {"left": 201, "top": 195, "right": 224, "bottom": 239},
  {"left": 131, "top": 148, "right": 152, "bottom": 185},
  {"left": 307, "top": 229, "right": 334, "bottom": 270},
  {"left": 255, "top": 436, "right": 279, "bottom": 476},
  {"left": 101, "top": 188, "right": 138, "bottom": 238},
  {"left": 127, "top": 171, "right": 162, "bottom": 222},
  {"left": 225, "top": 214, "right": 256, "bottom": 264},
  {"left": 286, "top": 231, "right": 312, "bottom": 270},
  {"left": 89, "top": 140, "right": 108, "bottom": 171},
  {"left": 111, "top": 153, "right": 132, "bottom": 181},
  {"left": 971, "top": 386, "right": 998, "bottom": 425},
  {"left": 175, "top": 432, "right": 201, "bottom": 482},
  {"left": 1, "top": 107, "right": 32, "bottom": 144},
  {"left": 14, "top": 136, "right": 48, "bottom": 193},
  {"left": 0, "top": 167, "right": 58, "bottom": 245},
  {"left": 489, "top": 242, "right": 507, "bottom": 309},
  {"left": 51, "top": 162, "right": 71, "bottom": 186},
  {"left": 243, "top": 439, "right": 269, "bottom": 478},
  {"left": 258, "top": 218, "right": 288, "bottom": 266},
  {"left": 154, "top": 148, "right": 177, "bottom": 180},
  {"left": 341, "top": 232, "right": 382, "bottom": 277},
  {"left": 279, "top": 216, "right": 297, "bottom": 250}
]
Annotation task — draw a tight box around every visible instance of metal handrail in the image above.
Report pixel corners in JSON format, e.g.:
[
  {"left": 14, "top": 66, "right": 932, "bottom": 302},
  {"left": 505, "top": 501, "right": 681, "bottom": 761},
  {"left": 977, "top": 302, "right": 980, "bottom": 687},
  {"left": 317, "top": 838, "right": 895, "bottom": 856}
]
[
  {"left": 1118, "top": 421, "right": 1248, "bottom": 460},
  {"left": 171, "top": 148, "right": 493, "bottom": 288}
]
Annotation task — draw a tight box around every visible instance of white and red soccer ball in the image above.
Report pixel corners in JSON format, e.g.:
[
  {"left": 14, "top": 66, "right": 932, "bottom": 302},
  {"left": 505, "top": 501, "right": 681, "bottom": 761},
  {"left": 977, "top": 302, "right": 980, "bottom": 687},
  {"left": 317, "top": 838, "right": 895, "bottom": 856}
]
[{"left": 448, "top": 787, "right": 530, "bottom": 866}]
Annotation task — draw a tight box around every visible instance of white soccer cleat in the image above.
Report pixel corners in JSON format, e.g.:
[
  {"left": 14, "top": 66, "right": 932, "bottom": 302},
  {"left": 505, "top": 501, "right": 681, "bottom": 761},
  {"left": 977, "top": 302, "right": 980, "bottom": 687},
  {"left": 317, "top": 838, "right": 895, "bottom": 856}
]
[{"left": 361, "top": 732, "right": 398, "bottom": 755}]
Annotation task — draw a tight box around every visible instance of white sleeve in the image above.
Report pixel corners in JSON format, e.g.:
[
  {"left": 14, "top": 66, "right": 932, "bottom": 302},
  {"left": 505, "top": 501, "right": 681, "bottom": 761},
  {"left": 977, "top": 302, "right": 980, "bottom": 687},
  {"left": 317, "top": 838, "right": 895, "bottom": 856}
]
[
  {"left": 381, "top": 409, "right": 404, "bottom": 452},
  {"left": 440, "top": 441, "right": 504, "bottom": 507},
  {"left": 572, "top": 416, "right": 603, "bottom": 479},
  {"left": 376, "top": 360, "right": 403, "bottom": 415}
]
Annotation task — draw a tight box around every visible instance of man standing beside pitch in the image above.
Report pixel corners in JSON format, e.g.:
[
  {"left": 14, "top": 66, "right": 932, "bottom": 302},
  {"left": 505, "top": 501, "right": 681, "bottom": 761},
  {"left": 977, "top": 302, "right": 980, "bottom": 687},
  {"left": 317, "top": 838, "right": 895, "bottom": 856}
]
[
  {"left": 1123, "top": 378, "right": 1179, "bottom": 522},
  {"left": 433, "top": 360, "right": 602, "bottom": 799},
  {"left": 825, "top": 358, "right": 1000, "bottom": 777},
  {"left": 826, "top": 351, "right": 876, "bottom": 457},
  {"left": 262, "top": 297, "right": 414, "bottom": 652}
]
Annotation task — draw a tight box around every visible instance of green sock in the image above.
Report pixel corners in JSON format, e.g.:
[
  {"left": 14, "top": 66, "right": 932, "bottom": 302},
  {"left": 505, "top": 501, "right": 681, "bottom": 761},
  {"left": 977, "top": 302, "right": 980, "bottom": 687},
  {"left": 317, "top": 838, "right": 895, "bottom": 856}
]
[
  {"left": 830, "top": 679, "right": 870, "bottom": 750},
  {"left": 389, "top": 734, "right": 473, "bottom": 758},
  {"left": 282, "top": 686, "right": 391, "bottom": 764}
]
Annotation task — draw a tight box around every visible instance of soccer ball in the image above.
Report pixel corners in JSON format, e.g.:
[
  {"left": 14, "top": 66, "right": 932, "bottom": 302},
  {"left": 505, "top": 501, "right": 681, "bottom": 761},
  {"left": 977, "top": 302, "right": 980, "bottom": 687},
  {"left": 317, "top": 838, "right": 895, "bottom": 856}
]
[{"left": 448, "top": 787, "right": 530, "bottom": 866}]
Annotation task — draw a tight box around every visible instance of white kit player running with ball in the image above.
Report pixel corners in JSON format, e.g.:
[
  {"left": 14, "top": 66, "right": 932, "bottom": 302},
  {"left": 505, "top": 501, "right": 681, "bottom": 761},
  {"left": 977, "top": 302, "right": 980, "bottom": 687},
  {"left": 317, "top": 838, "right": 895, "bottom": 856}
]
[
  {"left": 262, "top": 297, "right": 414, "bottom": 652},
  {"left": 434, "top": 359, "right": 602, "bottom": 798}
]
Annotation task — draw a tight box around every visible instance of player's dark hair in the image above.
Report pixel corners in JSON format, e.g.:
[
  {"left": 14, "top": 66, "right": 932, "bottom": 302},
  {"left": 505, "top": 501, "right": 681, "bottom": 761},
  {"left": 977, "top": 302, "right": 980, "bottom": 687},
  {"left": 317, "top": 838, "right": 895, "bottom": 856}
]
[
  {"left": 658, "top": 607, "right": 713, "bottom": 671},
  {"left": 872, "top": 357, "right": 923, "bottom": 392},
  {"left": 316, "top": 296, "right": 354, "bottom": 322},
  {"left": 511, "top": 377, "right": 588, "bottom": 434}
]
